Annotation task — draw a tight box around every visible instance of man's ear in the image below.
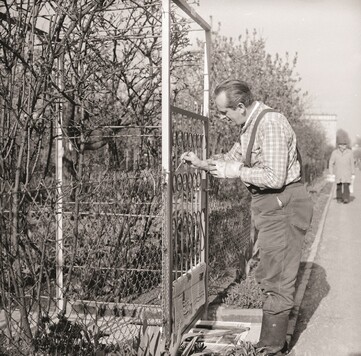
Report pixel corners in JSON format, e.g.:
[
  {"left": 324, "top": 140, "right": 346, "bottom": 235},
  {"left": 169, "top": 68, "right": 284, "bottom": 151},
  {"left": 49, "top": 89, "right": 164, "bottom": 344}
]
[{"left": 237, "top": 103, "right": 246, "bottom": 114}]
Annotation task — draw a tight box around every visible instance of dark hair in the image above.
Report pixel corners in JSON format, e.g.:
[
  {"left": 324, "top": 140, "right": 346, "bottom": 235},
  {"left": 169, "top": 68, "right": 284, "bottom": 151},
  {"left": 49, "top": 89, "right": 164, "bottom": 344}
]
[{"left": 214, "top": 79, "right": 254, "bottom": 108}]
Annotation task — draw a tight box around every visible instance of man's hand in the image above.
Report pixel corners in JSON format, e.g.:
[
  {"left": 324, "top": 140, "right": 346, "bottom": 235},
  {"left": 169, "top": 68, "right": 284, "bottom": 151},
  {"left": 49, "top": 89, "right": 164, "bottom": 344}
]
[
  {"left": 180, "top": 151, "right": 207, "bottom": 170},
  {"left": 208, "top": 159, "right": 243, "bottom": 179},
  {"left": 208, "top": 160, "right": 226, "bottom": 178}
]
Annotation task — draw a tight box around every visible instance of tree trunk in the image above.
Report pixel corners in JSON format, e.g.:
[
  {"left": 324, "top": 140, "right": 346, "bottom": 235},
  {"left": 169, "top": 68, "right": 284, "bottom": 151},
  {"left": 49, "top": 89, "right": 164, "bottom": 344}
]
[{"left": 11, "top": 122, "right": 34, "bottom": 347}]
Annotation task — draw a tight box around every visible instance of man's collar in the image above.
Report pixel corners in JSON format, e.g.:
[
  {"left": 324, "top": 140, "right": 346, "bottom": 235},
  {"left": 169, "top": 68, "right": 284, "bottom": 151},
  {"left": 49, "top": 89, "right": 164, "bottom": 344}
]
[{"left": 241, "top": 101, "right": 261, "bottom": 131}]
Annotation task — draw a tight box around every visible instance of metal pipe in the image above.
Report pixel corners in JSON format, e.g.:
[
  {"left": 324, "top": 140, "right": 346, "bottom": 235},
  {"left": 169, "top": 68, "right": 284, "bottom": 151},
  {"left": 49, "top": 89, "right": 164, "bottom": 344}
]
[
  {"left": 161, "top": 0, "right": 173, "bottom": 348},
  {"left": 201, "top": 27, "right": 211, "bottom": 321},
  {"left": 203, "top": 31, "right": 211, "bottom": 119},
  {"left": 62, "top": 211, "right": 161, "bottom": 218},
  {"left": 101, "top": 3, "right": 162, "bottom": 12},
  {"left": 55, "top": 55, "right": 64, "bottom": 312},
  {"left": 171, "top": 105, "right": 208, "bottom": 122},
  {"left": 172, "top": 0, "right": 211, "bottom": 31}
]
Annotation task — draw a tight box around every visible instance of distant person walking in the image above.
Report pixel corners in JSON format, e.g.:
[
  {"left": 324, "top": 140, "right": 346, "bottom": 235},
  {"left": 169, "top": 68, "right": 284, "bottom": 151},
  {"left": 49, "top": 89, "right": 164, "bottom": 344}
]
[{"left": 329, "top": 140, "right": 355, "bottom": 204}]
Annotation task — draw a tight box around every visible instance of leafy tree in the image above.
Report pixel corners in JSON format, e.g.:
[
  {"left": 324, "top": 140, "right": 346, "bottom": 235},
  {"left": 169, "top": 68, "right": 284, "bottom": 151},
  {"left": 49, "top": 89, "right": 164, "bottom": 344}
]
[
  {"left": 293, "top": 119, "right": 328, "bottom": 180},
  {"left": 209, "top": 29, "right": 307, "bottom": 122}
]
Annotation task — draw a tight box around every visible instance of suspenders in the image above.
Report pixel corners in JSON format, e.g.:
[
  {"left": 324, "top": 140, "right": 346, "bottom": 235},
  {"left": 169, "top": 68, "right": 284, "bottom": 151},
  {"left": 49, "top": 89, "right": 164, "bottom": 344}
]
[
  {"left": 244, "top": 109, "right": 303, "bottom": 191},
  {"left": 244, "top": 109, "right": 276, "bottom": 168}
]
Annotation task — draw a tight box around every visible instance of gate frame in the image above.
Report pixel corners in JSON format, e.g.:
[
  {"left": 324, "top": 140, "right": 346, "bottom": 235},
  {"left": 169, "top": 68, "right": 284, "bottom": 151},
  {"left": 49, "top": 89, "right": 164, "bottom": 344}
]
[{"left": 161, "top": 0, "right": 212, "bottom": 352}]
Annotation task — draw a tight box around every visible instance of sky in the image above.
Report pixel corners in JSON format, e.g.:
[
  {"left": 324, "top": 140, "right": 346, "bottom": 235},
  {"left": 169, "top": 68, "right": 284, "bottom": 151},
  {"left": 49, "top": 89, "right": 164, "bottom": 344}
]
[{"left": 193, "top": 0, "right": 361, "bottom": 143}]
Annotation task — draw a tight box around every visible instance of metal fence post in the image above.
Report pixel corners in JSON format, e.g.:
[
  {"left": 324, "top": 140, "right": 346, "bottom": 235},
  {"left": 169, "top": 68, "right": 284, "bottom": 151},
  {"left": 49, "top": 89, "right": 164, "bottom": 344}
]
[
  {"left": 201, "top": 28, "right": 211, "bottom": 319},
  {"left": 162, "top": 0, "right": 173, "bottom": 349},
  {"left": 55, "top": 55, "right": 64, "bottom": 312}
]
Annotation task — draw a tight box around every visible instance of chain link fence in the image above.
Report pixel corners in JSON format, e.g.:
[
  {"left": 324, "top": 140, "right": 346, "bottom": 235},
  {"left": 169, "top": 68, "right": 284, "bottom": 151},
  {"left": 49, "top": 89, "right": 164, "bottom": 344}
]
[{"left": 0, "top": 120, "right": 164, "bottom": 355}]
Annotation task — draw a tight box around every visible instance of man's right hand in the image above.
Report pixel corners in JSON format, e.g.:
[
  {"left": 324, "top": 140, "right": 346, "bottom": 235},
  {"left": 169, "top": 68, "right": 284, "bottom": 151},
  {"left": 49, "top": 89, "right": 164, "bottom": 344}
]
[{"left": 180, "top": 151, "right": 207, "bottom": 170}]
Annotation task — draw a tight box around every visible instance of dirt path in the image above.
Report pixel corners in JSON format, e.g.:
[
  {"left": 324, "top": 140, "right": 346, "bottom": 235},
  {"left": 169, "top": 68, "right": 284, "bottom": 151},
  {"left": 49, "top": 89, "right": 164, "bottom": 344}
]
[{"left": 289, "top": 171, "right": 361, "bottom": 356}]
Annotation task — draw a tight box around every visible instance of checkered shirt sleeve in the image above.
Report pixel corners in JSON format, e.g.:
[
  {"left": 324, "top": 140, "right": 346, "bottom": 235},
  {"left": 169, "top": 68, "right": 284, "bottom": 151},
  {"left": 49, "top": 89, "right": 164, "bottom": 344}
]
[{"left": 208, "top": 142, "right": 243, "bottom": 162}]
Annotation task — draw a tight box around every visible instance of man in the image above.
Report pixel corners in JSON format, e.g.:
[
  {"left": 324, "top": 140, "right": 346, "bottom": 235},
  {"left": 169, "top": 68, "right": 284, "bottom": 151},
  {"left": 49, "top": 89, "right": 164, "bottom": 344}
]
[
  {"left": 181, "top": 79, "right": 313, "bottom": 356},
  {"left": 329, "top": 139, "right": 355, "bottom": 204}
]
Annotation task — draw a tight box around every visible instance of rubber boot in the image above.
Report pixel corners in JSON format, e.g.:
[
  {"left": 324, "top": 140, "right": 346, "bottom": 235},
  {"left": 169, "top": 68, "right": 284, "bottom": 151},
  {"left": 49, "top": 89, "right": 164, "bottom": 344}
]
[{"left": 255, "top": 313, "right": 289, "bottom": 355}]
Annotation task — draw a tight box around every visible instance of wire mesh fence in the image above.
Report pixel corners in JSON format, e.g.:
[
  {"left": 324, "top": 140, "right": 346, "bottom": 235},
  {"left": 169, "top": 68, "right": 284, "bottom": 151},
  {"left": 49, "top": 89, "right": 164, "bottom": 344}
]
[{"left": 0, "top": 122, "right": 164, "bottom": 355}]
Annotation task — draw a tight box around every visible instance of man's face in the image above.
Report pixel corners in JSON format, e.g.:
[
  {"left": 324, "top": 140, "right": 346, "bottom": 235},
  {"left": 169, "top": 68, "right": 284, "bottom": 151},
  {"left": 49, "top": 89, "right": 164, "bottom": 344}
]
[{"left": 215, "top": 91, "right": 246, "bottom": 126}]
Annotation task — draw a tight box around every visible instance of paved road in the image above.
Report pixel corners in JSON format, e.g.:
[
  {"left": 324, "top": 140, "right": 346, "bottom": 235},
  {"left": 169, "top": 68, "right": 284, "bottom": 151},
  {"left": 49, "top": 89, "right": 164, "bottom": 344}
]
[{"left": 290, "top": 170, "right": 361, "bottom": 356}]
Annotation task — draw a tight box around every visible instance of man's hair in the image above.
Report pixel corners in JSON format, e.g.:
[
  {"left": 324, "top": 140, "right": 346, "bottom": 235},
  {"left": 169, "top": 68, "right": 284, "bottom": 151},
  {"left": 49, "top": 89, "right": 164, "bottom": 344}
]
[{"left": 214, "top": 79, "right": 254, "bottom": 108}]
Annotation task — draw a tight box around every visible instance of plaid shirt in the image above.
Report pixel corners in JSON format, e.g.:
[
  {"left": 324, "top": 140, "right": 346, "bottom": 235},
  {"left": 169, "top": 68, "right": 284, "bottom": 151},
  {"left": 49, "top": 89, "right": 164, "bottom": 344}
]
[{"left": 211, "top": 102, "right": 301, "bottom": 189}]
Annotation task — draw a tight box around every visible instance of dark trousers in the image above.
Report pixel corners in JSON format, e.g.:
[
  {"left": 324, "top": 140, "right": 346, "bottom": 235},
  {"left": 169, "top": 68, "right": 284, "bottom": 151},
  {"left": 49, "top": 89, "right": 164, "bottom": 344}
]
[
  {"left": 336, "top": 183, "right": 350, "bottom": 202},
  {"left": 251, "top": 184, "right": 313, "bottom": 315}
]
